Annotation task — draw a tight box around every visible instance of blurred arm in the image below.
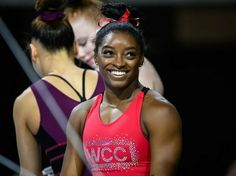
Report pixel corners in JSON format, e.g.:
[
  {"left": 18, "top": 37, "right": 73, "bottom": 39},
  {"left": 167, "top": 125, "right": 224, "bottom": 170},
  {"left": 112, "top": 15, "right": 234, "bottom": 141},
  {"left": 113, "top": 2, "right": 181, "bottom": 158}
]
[
  {"left": 60, "top": 104, "right": 89, "bottom": 176},
  {"left": 139, "top": 57, "right": 164, "bottom": 95},
  {"left": 13, "top": 89, "right": 42, "bottom": 176}
]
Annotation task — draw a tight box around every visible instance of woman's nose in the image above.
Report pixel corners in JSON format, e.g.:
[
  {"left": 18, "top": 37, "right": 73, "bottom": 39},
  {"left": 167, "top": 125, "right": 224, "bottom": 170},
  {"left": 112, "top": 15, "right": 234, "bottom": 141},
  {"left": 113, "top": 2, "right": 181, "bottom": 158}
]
[
  {"left": 113, "top": 55, "right": 125, "bottom": 68},
  {"left": 78, "top": 47, "right": 86, "bottom": 58}
]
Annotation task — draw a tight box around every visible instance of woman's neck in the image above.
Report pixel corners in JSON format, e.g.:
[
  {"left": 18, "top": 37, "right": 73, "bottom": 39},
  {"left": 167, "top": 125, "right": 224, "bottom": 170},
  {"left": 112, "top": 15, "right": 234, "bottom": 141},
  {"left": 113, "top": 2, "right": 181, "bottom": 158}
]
[
  {"left": 44, "top": 55, "right": 77, "bottom": 76},
  {"left": 104, "top": 82, "right": 142, "bottom": 106}
]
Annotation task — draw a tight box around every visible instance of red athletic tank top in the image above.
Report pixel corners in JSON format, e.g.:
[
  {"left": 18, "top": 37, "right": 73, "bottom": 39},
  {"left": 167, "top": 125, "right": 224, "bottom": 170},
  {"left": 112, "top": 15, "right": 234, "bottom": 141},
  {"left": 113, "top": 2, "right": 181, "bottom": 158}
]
[{"left": 83, "top": 89, "right": 150, "bottom": 176}]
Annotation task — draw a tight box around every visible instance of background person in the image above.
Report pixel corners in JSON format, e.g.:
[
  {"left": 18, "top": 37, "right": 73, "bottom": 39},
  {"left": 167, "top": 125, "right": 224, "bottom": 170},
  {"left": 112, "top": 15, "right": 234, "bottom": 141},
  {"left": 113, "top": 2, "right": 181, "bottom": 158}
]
[
  {"left": 12, "top": 0, "right": 104, "bottom": 175},
  {"left": 65, "top": 0, "right": 164, "bottom": 94}
]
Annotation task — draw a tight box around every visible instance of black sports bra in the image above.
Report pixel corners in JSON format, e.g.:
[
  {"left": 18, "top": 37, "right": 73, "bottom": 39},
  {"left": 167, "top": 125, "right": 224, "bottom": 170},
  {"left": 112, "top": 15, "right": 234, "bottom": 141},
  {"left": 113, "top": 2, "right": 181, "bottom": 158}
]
[{"left": 48, "top": 70, "right": 87, "bottom": 101}]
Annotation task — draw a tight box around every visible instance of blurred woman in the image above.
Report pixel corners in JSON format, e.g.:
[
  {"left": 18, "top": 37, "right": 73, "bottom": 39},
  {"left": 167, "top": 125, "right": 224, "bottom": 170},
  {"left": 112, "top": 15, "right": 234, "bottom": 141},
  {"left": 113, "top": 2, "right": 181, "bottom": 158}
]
[{"left": 13, "top": 0, "right": 104, "bottom": 175}]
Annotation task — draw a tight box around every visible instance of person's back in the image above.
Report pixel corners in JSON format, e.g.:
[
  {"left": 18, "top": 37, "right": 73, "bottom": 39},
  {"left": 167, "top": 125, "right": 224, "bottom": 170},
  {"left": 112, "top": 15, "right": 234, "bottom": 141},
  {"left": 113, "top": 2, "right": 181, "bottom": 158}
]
[
  {"left": 29, "top": 69, "right": 103, "bottom": 174},
  {"left": 12, "top": 0, "right": 104, "bottom": 175}
]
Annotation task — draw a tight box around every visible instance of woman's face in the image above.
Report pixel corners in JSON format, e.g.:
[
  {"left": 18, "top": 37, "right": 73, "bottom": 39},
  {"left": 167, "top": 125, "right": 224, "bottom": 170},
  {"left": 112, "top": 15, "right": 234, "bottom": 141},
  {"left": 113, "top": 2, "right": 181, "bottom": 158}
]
[
  {"left": 70, "top": 15, "right": 99, "bottom": 70},
  {"left": 95, "top": 31, "right": 144, "bottom": 89}
]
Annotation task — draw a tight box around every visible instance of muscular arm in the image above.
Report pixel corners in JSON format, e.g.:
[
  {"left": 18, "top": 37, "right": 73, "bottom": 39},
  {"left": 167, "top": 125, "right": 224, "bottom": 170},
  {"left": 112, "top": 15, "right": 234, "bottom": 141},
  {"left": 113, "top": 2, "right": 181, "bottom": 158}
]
[
  {"left": 143, "top": 96, "right": 182, "bottom": 176},
  {"left": 139, "top": 57, "right": 164, "bottom": 95},
  {"left": 61, "top": 100, "right": 94, "bottom": 176},
  {"left": 13, "top": 90, "right": 42, "bottom": 176}
]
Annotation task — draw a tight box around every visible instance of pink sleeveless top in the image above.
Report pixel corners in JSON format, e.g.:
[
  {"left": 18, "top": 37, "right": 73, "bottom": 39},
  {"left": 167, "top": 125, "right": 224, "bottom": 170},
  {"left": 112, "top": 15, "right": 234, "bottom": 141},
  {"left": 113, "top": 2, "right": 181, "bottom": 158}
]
[{"left": 83, "top": 89, "right": 150, "bottom": 176}]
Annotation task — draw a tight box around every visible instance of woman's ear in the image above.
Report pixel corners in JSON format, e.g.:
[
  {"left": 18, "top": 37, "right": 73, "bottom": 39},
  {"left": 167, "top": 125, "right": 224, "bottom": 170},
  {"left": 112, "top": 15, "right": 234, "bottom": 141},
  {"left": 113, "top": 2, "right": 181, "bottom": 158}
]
[
  {"left": 139, "top": 56, "right": 144, "bottom": 67},
  {"left": 29, "top": 43, "right": 38, "bottom": 61},
  {"left": 94, "top": 53, "right": 98, "bottom": 65}
]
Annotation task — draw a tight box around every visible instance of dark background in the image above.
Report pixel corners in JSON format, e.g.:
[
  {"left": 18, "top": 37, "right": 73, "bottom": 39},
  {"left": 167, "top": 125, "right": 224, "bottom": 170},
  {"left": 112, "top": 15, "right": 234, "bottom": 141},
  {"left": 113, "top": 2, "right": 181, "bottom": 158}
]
[{"left": 0, "top": 1, "right": 235, "bottom": 176}]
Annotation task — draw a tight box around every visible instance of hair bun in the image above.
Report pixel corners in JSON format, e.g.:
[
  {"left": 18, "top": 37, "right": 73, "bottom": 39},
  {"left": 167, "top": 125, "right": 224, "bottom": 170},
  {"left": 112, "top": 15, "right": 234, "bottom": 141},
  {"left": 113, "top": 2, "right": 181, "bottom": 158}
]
[
  {"left": 38, "top": 10, "right": 65, "bottom": 22},
  {"left": 35, "top": 0, "right": 66, "bottom": 12}
]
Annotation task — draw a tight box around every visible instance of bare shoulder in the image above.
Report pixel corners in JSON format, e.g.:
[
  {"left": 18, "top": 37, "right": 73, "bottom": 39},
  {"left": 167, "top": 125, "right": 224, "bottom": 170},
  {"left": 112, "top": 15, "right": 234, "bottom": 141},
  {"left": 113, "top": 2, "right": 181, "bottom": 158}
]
[
  {"left": 70, "top": 97, "right": 96, "bottom": 119},
  {"left": 13, "top": 87, "right": 36, "bottom": 120},
  {"left": 83, "top": 69, "right": 102, "bottom": 98},
  {"left": 142, "top": 89, "right": 181, "bottom": 129},
  {"left": 13, "top": 86, "right": 40, "bottom": 134},
  {"left": 143, "top": 89, "right": 170, "bottom": 108},
  {"left": 85, "top": 69, "right": 99, "bottom": 78},
  {"left": 68, "top": 96, "right": 98, "bottom": 136},
  {"left": 139, "top": 57, "right": 164, "bottom": 94},
  {"left": 141, "top": 57, "right": 159, "bottom": 77}
]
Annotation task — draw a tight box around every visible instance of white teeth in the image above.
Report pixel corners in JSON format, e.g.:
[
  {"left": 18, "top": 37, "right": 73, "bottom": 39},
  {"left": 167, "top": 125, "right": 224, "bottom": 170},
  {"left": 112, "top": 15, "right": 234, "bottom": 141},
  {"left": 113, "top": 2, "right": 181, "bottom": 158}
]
[{"left": 111, "top": 70, "right": 126, "bottom": 76}]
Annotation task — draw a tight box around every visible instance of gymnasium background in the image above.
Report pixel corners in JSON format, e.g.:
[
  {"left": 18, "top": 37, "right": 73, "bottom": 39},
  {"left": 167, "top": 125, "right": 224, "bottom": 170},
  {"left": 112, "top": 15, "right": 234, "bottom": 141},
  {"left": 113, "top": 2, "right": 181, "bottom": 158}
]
[{"left": 0, "top": 0, "right": 235, "bottom": 175}]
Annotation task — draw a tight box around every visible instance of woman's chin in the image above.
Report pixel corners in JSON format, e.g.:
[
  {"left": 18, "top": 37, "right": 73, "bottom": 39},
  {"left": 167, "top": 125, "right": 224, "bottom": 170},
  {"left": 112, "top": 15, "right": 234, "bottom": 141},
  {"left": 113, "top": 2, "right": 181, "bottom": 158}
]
[{"left": 86, "top": 60, "right": 97, "bottom": 70}]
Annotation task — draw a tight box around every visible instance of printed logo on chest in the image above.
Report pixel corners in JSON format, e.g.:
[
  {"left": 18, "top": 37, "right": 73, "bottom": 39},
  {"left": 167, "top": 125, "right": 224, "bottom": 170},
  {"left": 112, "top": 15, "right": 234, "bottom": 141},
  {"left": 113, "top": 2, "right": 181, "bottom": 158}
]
[{"left": 84, "top": 136, "right": 139, "bottom": 171}]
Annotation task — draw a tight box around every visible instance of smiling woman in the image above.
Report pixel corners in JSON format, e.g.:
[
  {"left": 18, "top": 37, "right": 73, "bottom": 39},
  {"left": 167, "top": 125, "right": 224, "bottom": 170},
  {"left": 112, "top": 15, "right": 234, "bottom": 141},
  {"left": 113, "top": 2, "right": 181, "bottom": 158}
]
[
  {"left": 94, "top": 29, "right": 144, "bottom": 89},
  {"left": 61, "top": 2, "right": 182, "bottom": 176},
  {"left": 64, "top": 0, "right": 164, "bottom": 94}
]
